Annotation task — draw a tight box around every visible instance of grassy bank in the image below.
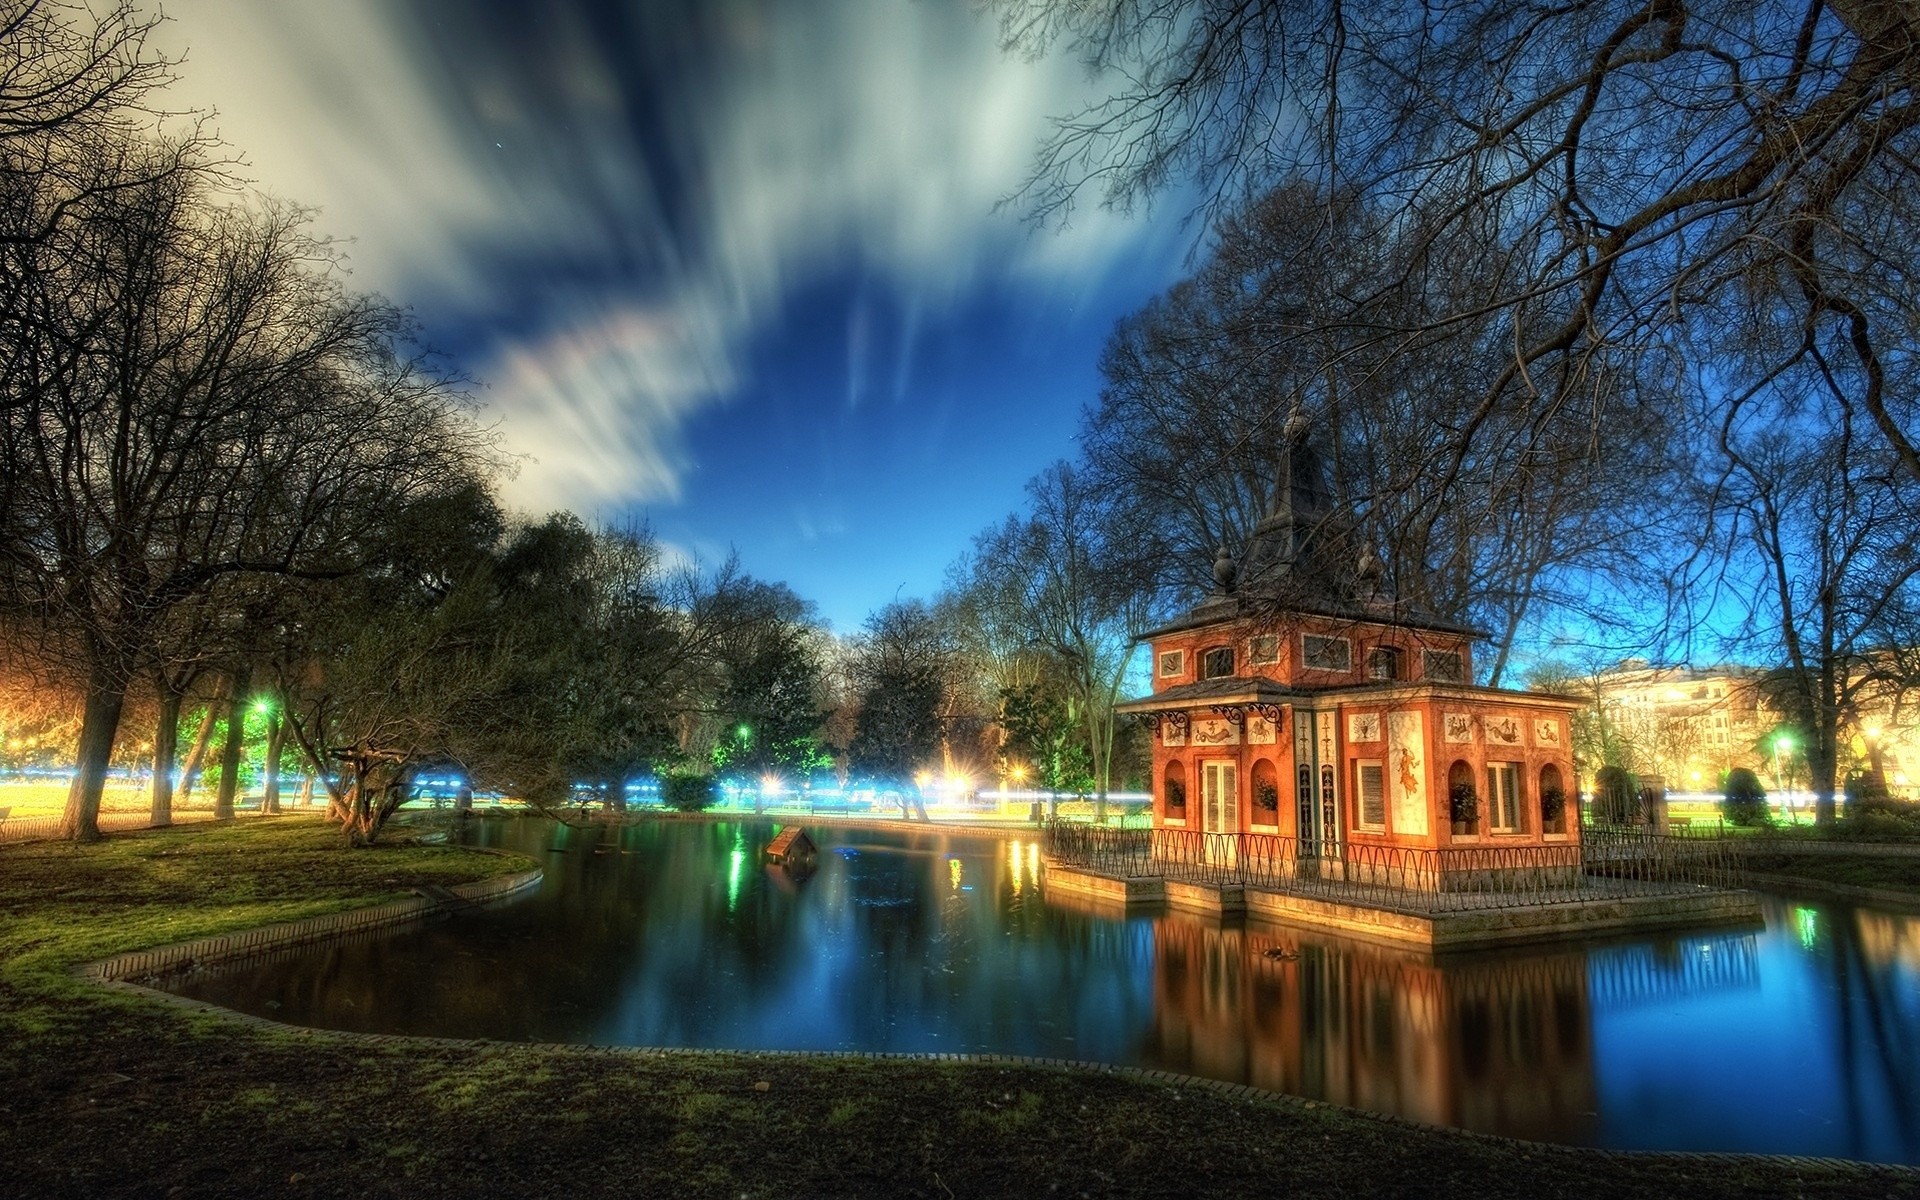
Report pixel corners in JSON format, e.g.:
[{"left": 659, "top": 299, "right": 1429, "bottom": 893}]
[
  {"left": 2, "top": 819, "right": 1915, "bottom": 1199},
  {"left": 1738, "top": 851, "right": 1920, "bottom": 893}
]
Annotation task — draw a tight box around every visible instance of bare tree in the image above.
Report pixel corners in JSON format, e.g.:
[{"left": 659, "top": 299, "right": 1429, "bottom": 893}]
[
  {"left": 954, "top": 463, "right": 1159, "bottom": 817},
  {"left": 1, "top": 160, "right": 484, "bottom": 839},
  {"left": 1716, "top": 402, "right": 1920, "bottom": 823},
  {"left": 997, "top": 0, "right": 1920, "bottom": 539},
  {"left": 1087, "top": 184, "right": 1677, "bottom": 679}
]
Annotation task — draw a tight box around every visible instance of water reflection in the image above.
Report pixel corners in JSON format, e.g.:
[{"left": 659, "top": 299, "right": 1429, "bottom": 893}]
[
  {"left": 1145, "top": 920, "right": 1597, "bottom": 1142},
  {"left": 162, "top": 818, "right": 1920, "bottom": 1163}
]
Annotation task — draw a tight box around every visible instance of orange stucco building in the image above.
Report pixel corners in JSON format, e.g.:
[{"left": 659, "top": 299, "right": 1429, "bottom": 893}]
[{"left": 1115, "top": 415, "right": 1581, "bottom": 863}]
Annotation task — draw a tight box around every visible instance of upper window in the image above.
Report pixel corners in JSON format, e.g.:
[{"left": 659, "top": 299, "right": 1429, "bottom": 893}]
[
  {"left": 1423, "top": 649, "right": 1465, "bottom": 683},
  {"left": 1366, "top": 646, "right": 1401, "bottom": 681},
  {"left": 1157, "top": 649, "right": 1186, "bottom": 678},
  {"left": 1200, "top": 645, "right": 1235, "bottom": 680},
  {"left": 1301, "top": 634, "right": 1352, "bottom": 672},
  {"left": 1248, "top": 634, "right": 1280, "bottom": 665}
]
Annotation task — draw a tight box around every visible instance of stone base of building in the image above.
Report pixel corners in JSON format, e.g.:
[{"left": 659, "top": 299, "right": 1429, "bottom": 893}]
[{"left": 1043, "top": 863, "right": 1762, "bottom": 951}]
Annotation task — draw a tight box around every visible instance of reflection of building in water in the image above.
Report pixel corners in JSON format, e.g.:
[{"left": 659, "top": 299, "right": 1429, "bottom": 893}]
[
  {"left": 1854, "top": 908, "right": 1920, "bottom": 973},
  {"left": 1585, "top": 933, "right": 1760, "bottom": 1014},
  {"left": 1145, "top": 917, "right": 1596, "bottom": 1141}
]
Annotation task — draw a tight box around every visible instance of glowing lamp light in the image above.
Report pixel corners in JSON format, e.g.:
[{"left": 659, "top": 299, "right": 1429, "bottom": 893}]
[{"left": 252, "top": 698, "right": 274, "bottom": 716}]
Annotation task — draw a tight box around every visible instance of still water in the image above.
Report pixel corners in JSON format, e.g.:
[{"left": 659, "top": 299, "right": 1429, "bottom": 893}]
[{"left": 168, "top": 818, "right": 1920, "bottom": 1164}]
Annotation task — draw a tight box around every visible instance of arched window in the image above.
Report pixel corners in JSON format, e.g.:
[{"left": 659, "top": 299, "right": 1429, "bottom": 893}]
[
  {"left": 1539, "top": 763, "right": 1568, "bottom": 834},
  {"left": 1448, "top": 759, "right": 1478, "bottom": 836},
  {"left": 1250, "top": 758, "right": 1280, "bottom": 827},
  {"left": 1162, "top": 760, "right": 1188, "bottom": 820}
]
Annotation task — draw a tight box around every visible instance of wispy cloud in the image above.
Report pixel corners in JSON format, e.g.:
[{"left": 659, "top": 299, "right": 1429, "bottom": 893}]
[{"left": 157, "top": 1, "right": 1169, "bottom": 517}]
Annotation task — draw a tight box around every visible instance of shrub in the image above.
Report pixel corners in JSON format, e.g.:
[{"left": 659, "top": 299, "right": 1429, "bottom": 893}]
[
  {"left": 1539, "top": 783, "right": 1567, "bottom": 829},
  {"left": 1721, "top": 767, "right": 1771, "bottom": 827},
  {"left": 1254, "top": 780, "right": 1280, "bottom": 812},
  {"left": 1164, "top": 779, "right": 1186, "bottom": 814},
  {"left": 1838, "top": 778, "right": 1920, "bottom": 840},
  {"left": 1449, "top": 782, "right": 1479, "bottom": 829},
  {"left": 661, "top": 772, "right": 716, "bottom": 813}
]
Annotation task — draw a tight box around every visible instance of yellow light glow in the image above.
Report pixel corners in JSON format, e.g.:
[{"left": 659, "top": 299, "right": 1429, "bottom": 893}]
[{"left": 948, "top": 857, "right": 962, "bottom": 891}]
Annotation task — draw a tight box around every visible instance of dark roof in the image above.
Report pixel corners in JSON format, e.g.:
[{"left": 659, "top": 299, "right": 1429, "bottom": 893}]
[
  {"left": 1114, "top": 676, "right": 1301, "bottom": 713},
  {"left": 1138, "top": 595, "right": 1484, "bottom": 642},
  {"left": 1117, "top": 675, "right": 1584, "bottom": 713},
  {"left": 1144, "top": 404, "right": 1487, "bottom": 645}
]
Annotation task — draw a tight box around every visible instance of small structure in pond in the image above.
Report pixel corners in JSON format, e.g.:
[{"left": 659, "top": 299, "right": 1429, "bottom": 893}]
[
  {"left": 765, "top": 827, "right": 817, "bottom": 870},
  {"left": 1046, "top": 408, "right": 1759, "bottom": 948},
  {"left": 1116, "top": 406, "right": 1582, "bottom": 875}
]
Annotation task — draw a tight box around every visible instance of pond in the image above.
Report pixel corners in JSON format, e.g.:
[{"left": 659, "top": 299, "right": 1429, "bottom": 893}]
[{"left": 165, "top": 818, "right": 1920, "bottom": 1164}]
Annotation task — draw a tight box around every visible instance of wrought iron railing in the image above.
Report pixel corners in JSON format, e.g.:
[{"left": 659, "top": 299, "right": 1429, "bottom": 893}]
[{"left": 1041, "top": 821, "right": 1741, "bottom": 912}]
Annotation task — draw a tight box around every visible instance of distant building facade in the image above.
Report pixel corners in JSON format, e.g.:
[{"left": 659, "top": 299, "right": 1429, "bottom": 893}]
[{"left": 1583, "top": 659, "right": 1917, "bottom": 800}]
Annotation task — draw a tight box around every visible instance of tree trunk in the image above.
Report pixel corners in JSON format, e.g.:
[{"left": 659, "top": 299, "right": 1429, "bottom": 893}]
[
  {"left": 1811, "top": 739, "right": 1839, "bottom": 827},
  {"left": 175, "top": 691, "right": 224, "bottom": 805},
  {"left": 149, "top": 688, "right": 182, "bottom": 827},
  {"left": 60, "top": 666, "right": 130, "bottom": 842},
  {"left": 260, "top": 713, "right": 286, "bottom": 814},
  {"left": 214, "top": 667, "right": 250, "bottom": 820},
  {"left": 299, "top": 775, "right": 315, "bottom": 807}
]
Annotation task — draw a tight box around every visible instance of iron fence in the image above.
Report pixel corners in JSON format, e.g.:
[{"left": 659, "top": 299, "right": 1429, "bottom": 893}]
[
  {"left": 0, "top": 807, "right": 238, "bottom": 845},
  {"left": 1042, "top": 821, "right": 1741, "bottom": 913}
]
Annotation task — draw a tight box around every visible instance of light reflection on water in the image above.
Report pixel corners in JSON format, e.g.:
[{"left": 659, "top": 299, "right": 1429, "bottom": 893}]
[{"left": 164, "top": 818, "right": 1920, "bottom": 1164}]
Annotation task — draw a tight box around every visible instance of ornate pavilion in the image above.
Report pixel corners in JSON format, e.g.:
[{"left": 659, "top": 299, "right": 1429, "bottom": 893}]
[{"left": 1114, "top": 413, "right": 1583, "bottom": 867}]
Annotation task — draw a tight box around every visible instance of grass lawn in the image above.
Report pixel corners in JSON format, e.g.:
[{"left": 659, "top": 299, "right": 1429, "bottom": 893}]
[
  {"left": 1, "top": 778, "right": 153, "bottom": 817},
  {"left": 1738, "top": 852, "right": 1920, "bottom": 892},
  {"left": 3, "top": 819, "right": 1916, "bottom": 1199}
]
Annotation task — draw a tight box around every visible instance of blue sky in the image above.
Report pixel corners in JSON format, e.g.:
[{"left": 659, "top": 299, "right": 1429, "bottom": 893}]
[{"left": 157, "top": 0, "right": 1191, "bottom": 631}]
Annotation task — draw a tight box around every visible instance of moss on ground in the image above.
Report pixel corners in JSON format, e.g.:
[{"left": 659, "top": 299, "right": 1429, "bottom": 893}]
[{"left": 2, "top": 818, "right": 1916, "bottom": 1199}]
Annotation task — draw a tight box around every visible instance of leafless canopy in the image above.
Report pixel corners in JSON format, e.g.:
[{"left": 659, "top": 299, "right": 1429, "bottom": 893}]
[{"left": 998, "top": 1, "right": 1920, "bottom": 492}]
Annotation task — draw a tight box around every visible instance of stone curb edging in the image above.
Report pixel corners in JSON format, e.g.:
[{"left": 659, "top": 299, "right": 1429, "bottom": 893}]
[
  {"left": 563, "top": 809, "right": 1045, "bottom": 840},
  {"left": 76, "top": 864, "right": 543, "bottom": 984},
  {"left": 79, "top": 978, "right": 1920, "bottom": 1182}
]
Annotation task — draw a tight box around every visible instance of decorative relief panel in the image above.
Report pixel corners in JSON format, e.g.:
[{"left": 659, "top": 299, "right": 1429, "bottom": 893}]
[
  {"left": 1534, "top": 718, "right": 1563, "bottom": 747},
  {"left": 1161, "top": 712, "right": 1187, "bottom": 747},
  {"left": 1346, "top": 712, "right": 1382, "bottom": 743},
  {"left": 1387, "top": 711, "right": 1429, "bottom": 836},
  {"left": 1247, "top": 714, "right": 1277, "bottom": 745},
  {"left": 1191, "top": 717, "right": 1240, "bottom": 747},
  {"left": 1485, "top": 715, "right": 1523, "bottom": 747},
  {"left": 1442, "top": 712, "right": 1474, "bottom": 744}
]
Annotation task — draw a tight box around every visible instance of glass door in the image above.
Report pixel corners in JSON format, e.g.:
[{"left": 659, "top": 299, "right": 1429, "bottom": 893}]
[{"left": 1201, "top": 760, "right": 1238, "bottom": 866}]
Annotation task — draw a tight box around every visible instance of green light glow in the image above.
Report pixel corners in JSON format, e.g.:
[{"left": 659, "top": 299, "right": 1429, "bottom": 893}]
[
  {"left": 728, "top": 847, "right": 745, "bottom": 910},
  {"left": 1795, "top": 906, "right": 1819, "bottom": 949}
]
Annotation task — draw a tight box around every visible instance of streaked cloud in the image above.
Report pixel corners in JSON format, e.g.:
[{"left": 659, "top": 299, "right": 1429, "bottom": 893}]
[{"left": 155, "top": 0, "right": 1167, "bottom": 517}]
